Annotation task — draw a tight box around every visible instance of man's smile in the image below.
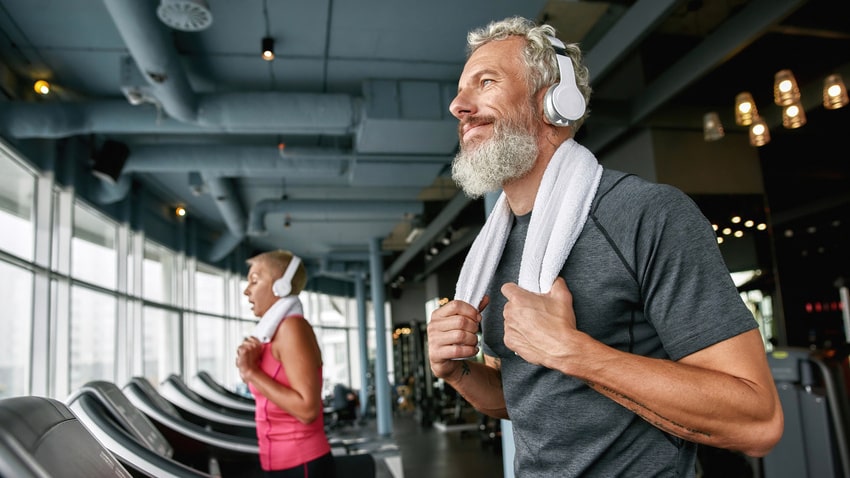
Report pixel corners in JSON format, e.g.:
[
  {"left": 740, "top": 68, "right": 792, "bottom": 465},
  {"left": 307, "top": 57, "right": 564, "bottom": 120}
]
[{"left": 460, "top": 120, "right": 492, "bottom": 143}]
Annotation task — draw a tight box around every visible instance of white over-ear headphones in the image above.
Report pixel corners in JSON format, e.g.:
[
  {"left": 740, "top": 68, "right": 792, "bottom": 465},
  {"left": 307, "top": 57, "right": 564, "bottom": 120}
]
[
  {"left": 543, "top": 35, "right": 586, "bottom": 127},
  {"left": 272, "top": 255, "right": 301, "bottom": 297}
]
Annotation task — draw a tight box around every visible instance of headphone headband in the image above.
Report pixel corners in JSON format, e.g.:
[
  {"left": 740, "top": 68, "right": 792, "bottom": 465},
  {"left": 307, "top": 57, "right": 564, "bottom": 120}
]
[{"left": 272, "top": 255, "right": 301, "bottom": 297}]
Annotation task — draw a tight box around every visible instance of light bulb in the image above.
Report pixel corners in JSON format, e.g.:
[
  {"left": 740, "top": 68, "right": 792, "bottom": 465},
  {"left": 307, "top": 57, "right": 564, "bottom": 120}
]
[{"left": 34, "top": 80, "right": 50, "bottom": 95}]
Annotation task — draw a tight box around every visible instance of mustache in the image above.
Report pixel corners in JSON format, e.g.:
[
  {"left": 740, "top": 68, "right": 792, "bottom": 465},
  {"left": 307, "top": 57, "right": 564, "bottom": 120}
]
[{"left": 458, "top": 115, "right": 497, "bottom": 137}]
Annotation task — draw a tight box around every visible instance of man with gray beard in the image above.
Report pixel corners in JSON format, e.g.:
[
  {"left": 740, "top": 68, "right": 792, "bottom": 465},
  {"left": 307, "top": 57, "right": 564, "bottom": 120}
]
[{"left": 427, "top": 16, "right": 783, "bottom": 478}]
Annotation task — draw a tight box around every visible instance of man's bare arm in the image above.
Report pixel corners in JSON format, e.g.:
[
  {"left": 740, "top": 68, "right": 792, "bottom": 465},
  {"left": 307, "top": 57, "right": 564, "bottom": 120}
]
[{"left": 443, "top": 355, "right": 508, "bottom": 419}]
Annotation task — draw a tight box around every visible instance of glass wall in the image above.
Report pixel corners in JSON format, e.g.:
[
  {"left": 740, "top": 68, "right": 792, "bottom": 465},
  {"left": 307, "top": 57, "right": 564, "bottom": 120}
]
[
  {"left": 71, "top": 203, "right": 117, "bottom": 290},
  {"left": 143, "top": 242, "right": 176, "bottom": 303},
  {"left": 0, "top": 139, "right": 388, "bottom": 403},
  {"left": 196, "top": 263, "right": 225, "bottom": 315},
  {"left": 0, "top": 261, "right": 33, "bottom": 398},
  {"left": 196, "top": 313, "right": 230, "bottom": 383},
  {"left": 0, "top": 148, "right": 36, "bottom": 398},
  {"left": 69, "top": 285, "right": 117, "bottom": 391},
  {"left": 0, "top": 149, "right": 35, "bottom": 261},
  {"left": 142, "top": 306, "right": 181, "bottom": 384}
]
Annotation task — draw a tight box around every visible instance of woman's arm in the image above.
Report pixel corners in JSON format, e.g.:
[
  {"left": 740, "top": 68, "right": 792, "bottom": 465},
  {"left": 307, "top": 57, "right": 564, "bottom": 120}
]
[{"left": 239, "top": 316, "right": 325, "bottom": 424}]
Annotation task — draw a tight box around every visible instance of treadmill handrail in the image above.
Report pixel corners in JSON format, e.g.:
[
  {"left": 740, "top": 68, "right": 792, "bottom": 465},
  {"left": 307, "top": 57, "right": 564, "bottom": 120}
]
[
  {"left": 122, "top": 380, "right": 259, "bottom": 454},
  {"left": 0, "top": 395, "right": 132, "bottom": 478},
  {"left": 191, "top": 372, "right": 255, "bottom": 412},
  {"left": 66, "top": 382, "right": 174, "bottom": 457},
  {"left": 67, "top": 392, "right": 214, "bottom": 478},
  {"left": 159, "top": 375, "right": 256, "bottom": 428},
  {"left": 0, "top": 424, "right": 55, "bottom": 478},
  {"left": 809, "top": 355, "right": 850, "bottom": 478}
]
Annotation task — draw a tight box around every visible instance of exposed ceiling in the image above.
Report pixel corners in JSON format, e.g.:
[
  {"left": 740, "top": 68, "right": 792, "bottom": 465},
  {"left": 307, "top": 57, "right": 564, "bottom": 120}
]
[{"left": 0, "top": 0, "right": 848, "bottom": 292}]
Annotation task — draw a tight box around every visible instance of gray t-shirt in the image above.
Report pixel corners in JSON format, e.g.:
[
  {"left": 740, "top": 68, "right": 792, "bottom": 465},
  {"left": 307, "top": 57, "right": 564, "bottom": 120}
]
[{"left": 481, "top": 169, "right": 757, "bottom": 477}]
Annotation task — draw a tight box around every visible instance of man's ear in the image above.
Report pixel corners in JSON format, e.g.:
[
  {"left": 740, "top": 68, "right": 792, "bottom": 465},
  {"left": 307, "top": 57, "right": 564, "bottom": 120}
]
[{"left": 537, "top": 88, "right": 553, "bottom": 125}]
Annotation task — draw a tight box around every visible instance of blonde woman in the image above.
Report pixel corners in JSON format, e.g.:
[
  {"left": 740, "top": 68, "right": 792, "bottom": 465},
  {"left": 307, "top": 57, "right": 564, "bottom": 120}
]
[{"left": 236, "top": 250, "right": 334, "bottom": 477}]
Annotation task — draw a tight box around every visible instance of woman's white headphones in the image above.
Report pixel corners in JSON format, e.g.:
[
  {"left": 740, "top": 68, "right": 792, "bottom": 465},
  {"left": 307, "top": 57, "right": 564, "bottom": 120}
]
[
  {"left": 542, "top": 35, "right": 586, "bottom": 127},
  {"left": 272, "top": 255, "right": 301, "bottom": 297}
]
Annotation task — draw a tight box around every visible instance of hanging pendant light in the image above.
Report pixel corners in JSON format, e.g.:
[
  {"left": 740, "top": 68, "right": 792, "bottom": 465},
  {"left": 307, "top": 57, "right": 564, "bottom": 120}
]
[
  {"left": 703, "top": 112, "right": 724, "bottom": 141},
  {"left": 262, "top": 37, "right": 275, "bottom": 61},
  {"left": 749, "top": 116, "right": 770, "bottom": 147},
  {"left": 734, "top": 92, "right": 757, "bottom": 126},
  {"left": 774, "top": 69, "right": 801, "bottom": 106},
  {"left": 823, "top": 74, "right": 849, "bottom": 110},
  {"left": 33, "top": 80, "right": 51, "bottom": 95},
  {"left": 781, "top": 102, "right": 807, "bottom": 129}
]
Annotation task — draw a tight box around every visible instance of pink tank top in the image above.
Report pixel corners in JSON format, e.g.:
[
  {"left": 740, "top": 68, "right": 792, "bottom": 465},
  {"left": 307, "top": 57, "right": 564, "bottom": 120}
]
[{"left": 248, "top": 321, "right": 330, "bottom": 471}]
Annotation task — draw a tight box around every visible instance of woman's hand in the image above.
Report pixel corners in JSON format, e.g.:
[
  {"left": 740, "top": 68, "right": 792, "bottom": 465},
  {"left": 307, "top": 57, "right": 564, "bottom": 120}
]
[{"left": 236, "top": 336, "right": 263, "bottom": 383}]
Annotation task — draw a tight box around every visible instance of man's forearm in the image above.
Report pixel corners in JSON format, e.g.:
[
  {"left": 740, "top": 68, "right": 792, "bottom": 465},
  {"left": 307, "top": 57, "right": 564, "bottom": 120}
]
[{"left": 445, "top": 359, "right": 509, "bottom": 419}]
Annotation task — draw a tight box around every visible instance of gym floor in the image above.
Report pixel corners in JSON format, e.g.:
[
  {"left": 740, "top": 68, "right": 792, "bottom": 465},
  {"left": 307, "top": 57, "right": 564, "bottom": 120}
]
[
  {"left": 331, "top": 410, "right": 763, "bottom": 478},
  {"left": 328, "top": 410, "right": 504, "bottom": 478}
]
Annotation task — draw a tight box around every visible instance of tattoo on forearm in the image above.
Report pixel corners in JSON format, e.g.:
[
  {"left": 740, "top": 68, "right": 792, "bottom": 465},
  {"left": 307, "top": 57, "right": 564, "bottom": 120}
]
[
  {"left": 461, "top": 360, "right": 471, "bottom": 376},
  {"left": 584, "top": 380, "right": 711, "bottom": 439}
]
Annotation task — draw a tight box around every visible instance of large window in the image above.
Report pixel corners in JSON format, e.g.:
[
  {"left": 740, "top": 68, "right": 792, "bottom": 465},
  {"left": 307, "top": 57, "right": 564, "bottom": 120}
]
[
  {"left": 142, "top": 306, "right": 181, "bottom": 385},
  {"left": 69, "top": 204, "right": 119, "bottom": 391},
  {"left": 196, "top": 263, "right": 225, "bottom": 315},
  {"left": 0, "top": 261, "right": 33, "bottom": 398},
  {"left": 69, "top": 285, "right": 117, "bottom": 390},
  {"left": 72, "top": 203, "right": 117, "bottom": 289},
  {"left": 143, "top": 242, "right": 176, "bottom": 304},
  {"left": 0, "top": 149, "right": 35, "bottom": 260},
  {"left": 196, "top": 313, "right": 229, "bottom": 381}
]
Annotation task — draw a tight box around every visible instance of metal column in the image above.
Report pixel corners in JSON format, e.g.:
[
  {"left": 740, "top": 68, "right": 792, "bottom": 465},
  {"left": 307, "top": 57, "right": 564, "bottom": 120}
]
[
  {"left": 354, "top": 273, "right": 370, "bottom": 418},
  {"left": 369, "top": 237, "right": 393, "bottom": 436}
]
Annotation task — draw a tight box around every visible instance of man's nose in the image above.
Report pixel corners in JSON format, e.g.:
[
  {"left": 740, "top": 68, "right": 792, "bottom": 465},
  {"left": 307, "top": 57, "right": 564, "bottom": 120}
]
[{"left": 449, "top": 91, "right": 473, "bottom": 119}]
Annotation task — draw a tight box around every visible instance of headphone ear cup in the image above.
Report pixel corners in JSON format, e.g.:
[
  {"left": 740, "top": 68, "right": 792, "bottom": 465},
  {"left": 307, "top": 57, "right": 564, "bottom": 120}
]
[
  {"left": 545, "top": 36, "right": 586, "bottom": 127},
  {"left": 543, "top": 85, "right": 561, "bottom": 125},
  {"left": 272, "top": 277, "right": 291, "bottom": 297}
]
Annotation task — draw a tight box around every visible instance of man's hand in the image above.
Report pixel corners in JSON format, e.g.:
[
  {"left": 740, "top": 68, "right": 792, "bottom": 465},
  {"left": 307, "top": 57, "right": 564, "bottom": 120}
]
[
  {"left": 501, "top": 277, "right": 577, "bottom": 367},
  {"left": 426, "top": 296, "right": 489, "bottom": 380}
]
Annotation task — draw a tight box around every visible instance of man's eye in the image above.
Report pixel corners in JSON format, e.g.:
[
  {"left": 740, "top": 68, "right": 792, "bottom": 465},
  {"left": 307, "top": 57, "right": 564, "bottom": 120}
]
[{"left": 482, "top": 79, "right": 493, "bottom": 86}]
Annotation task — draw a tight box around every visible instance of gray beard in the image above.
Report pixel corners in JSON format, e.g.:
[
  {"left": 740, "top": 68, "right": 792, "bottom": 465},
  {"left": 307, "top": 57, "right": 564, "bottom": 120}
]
[{"left": 452, "top": 122, "right": 539, "bottom": 199}]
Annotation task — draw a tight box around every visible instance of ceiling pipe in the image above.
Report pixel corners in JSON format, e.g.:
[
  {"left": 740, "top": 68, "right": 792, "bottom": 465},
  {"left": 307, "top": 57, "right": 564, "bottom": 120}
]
[
  {"left": 207, "top": 231, "right": 244, "bottom": 264},
  {"left": 195, "top": 92, "right": 353, "bottom": 134},
  {"left": 248, "top": 199, "right": 423, "bottom": 236},
  {"left": 202, "top": 174, "right": 246, "bottom": 261},
  {"left": 102, "top": 0, "right": 197, "bottom": 123},
  {"left": 0, "top": 99, "right": 354, "bottom": 138},
  {"left": 316, "top": 257, "right": 370, "bottom": 282},
  {"left": 90, "top": 172, "right": 133, "bottom": 205},
  {"left": 88, "top": 144, "right": 448, "bottom": 204},
  {"left": 123, "top": 146, "right": 352, "bottom": 176},
  {"left": 321, "top": 251, "right": 374, "bottom": 262},
  {"left": 99, "top": 0, "right": 356, "bottom": 134},
  {"left": 117, "top": 145, "right": 446, "bottom": 176}
]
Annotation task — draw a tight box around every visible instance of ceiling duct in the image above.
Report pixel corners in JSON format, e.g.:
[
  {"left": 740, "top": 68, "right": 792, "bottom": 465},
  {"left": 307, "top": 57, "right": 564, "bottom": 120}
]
[
  {"left": 248, "top": 199, "right": 424, "bottom": 236},
  {"left": 157, "top": 0, "right": 213, "bottom": 32}
]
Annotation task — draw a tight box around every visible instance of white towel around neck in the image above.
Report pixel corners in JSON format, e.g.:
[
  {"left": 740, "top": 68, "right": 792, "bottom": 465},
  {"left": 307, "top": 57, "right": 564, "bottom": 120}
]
[
  {"left": 454, "top": 139, "right": 603, "bottom": 306},
  {"left": 251, "top": 296, "right": 303, "bottom": 343}
]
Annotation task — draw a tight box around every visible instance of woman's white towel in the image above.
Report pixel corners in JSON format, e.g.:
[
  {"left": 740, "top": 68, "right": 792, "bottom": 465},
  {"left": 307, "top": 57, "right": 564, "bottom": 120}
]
[{"left": 251, "top": 296, "right": 304, "bottom": 343}]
